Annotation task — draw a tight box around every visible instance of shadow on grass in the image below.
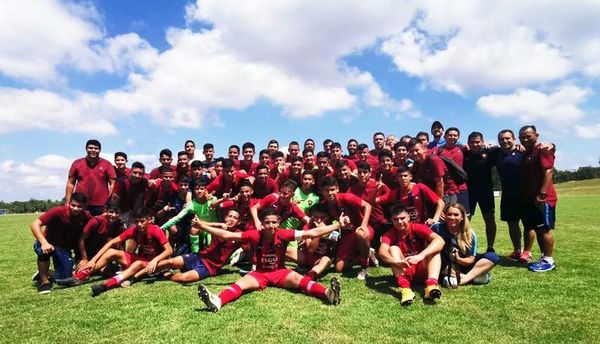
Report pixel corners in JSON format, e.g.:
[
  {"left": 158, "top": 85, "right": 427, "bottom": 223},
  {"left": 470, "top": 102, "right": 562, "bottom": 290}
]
[
  {"left": 365, "top": 274, "right": 399, "bottom": 298},
  {"left": 496, "top": 257, "right": 528, "bottom": 268}
]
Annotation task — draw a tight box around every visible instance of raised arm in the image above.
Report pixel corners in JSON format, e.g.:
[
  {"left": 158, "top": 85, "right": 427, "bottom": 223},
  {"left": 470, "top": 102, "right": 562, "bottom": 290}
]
[{"left": 194, "top": 219, "right": 245, "bottom": 241}]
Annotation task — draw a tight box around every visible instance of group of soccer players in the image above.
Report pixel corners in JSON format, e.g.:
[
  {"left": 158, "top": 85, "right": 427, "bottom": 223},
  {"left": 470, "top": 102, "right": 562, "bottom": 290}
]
[{"left": 30, "top": 121, "right": 558, "bottom": 310}]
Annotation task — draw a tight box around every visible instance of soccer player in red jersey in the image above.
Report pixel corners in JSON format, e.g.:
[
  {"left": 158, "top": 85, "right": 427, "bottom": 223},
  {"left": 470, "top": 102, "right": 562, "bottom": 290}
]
[
  {"left": 320, "top": 176, "right": 373, "bottom": 279},
  {"left": 303, "top": 148, "right": 316, "bottom": 170},
  {"left": 152, "top": 208, "right": 244, "bottom": 283},
  {"left": 286, "top": 141, "right": 301, "bottom": 163},
  {"left": 432, "top": 127, "right": 467, "bottom": 212},
  {"left": 518, "top": 125, "right": 558, "bottom": 272},
  {"left": 393, "top": 142, "right": 409, "bottom": 168},
  {"left": 356, "top": 143, "right": 379, "bottom": 171},
  {"left": 374, "top": 149, "right": 399, "bottom": 190},
  {"left": 66, "top": 139, "right": 116, "bottom": 216},
  {"left": 228, "top": 144, "right": 240, "bottom": 161},
  {"left": 237, "top": 142, "right": 258, "bottom": 175},
  {"left": 250, "top": 180, "right": 310, "bottom": 230},
  {"left": 82, "top": 207, "right": 173, "bottom": 296},
  {"left": 110, "top": 161, "right": 149, "bottom": 224},
  {"left": 408, "top": 140, "right": 446, "bottom": 198},
  {"left": 149, "top": 149, "right": 176, "bottom": 180},
  {"left": 378, "top": 205, "right": 444, "bottom": 305},
  {"left": 30, "top": 192, "right": 93, "bottom": 293},
  {"left": 330, "top": 142, "right": 357, "bottom": 172},
  {"left": 269, "top": 150, "right": 287, "bottom": 180},
  {"left": 145, "top": 166, "right": 179, "bottom": 224},
  {"left": 197, "top": 208, "right": 343, "bottom": 312},
  {"left": 346, "top": 139, "right": 359, "bottom": 160},
  {"left": 335, "top": 159, "right": 358, "bottom": 192},
  {"left": 370, "top": 132, "right": 386, "bottom": 158},
  {"left": 175, "top": 150, "right": 191, "bottom": 179},
  {"left": 207, "top": 158, "right": 251, "bottom": 198},
  {"left": 376, "top": 166, "right": 444, "bottom": 225},
  {"left": 252, "top": 164, "right": 279, "bottom": 199},
  {"left": 277, "top": 156, "right": 303, "bottom": 188},
  {"left": 114, "top": 152, "right": 130, "bottom": 179}
]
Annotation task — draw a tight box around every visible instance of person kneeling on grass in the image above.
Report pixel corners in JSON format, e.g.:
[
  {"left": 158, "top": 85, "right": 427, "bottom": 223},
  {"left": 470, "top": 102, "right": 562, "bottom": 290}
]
[
  {"left": 148, "top": 208, "right": 244, "bottom": 284},
  {"left": 378, "top": 204, "right": 444, "bottom": 306},
  {"left": 74, "top": 207, "right": 173, "bottom": 296},
  {"left": 197, "top": 208, "right": 348, "bottom": 312},
  {"left": 431, "top": 203, "right": 499, "bottom": 288}
]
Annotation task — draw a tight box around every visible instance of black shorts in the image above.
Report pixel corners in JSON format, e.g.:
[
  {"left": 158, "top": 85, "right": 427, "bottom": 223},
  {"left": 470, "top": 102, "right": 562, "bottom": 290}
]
[
  {"left": 457, "top": 190, "right": 471, "bottom": 216},
  {"left": 521, "top": 203, "right": 556, "bottom": 231},
  {"left": 468, "top": 188, "right": 495, "bottom": 215},
  {"left": 500, "top": 196, "right": 521, "bottom": 222}
]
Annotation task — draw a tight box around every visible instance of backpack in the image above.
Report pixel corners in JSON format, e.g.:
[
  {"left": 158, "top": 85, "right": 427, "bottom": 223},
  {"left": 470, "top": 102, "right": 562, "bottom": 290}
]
[{"left": 434, "top": 146, "right": 468, "bottom": 185}]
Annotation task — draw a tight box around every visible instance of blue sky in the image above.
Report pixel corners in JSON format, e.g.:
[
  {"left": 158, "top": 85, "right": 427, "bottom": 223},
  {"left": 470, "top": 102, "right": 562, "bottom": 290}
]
[{"left": 1, "top": 0, "right": 599, "bottom": 201}]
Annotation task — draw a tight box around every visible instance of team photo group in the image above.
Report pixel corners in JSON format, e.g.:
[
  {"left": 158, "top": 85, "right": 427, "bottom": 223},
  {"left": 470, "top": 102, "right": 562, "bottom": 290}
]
[{"left": 30, "top": 120, "right": 557, "bottom": 311}]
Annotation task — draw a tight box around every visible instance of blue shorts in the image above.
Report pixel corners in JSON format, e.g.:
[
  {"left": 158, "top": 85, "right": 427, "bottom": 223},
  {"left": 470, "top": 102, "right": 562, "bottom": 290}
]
[
  {"left": 521, "top": 202, "right": 555, "bottom": 231},
  {"left": 33, "top": 241, "right": 74, "bottom": 281},
  {"left": 181, "top": 253, "right": 210, "bottom": 279},
  {"left": 457, "top": 252, "right": 499, "bottom": 274}
]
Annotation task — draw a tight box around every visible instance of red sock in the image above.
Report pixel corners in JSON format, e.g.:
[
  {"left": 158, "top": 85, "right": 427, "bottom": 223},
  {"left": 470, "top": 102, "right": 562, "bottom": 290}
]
[
  {"left": 396, "top": 276, "right": 411, "bottom": 289},
  {"left": 74, "top": 268, "right": 91, "bottom": 281},
  {"left": 305, "top": 270, "right": 318, "bottom": 281},
  {"left": 104, "top": 275, "right": 122, "bottom": 289},
  {"left": 426, "top": 278, "right": 438, "bottom": 287},
  {"left": 300, "top": 276, "right": 327, "bottom": 300},
  {"left": 218, "top": 284, "right": 242, "bottom": 306}
]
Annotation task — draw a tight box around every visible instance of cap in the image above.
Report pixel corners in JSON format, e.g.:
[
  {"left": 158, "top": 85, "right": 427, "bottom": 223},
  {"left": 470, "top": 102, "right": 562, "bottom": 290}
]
[{"left": 431, "top": 120, "right": 444, "bottom": 130}]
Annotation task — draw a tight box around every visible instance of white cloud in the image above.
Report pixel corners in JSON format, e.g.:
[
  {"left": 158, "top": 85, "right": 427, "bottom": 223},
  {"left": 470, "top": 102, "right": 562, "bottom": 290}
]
[
  {"left": 476, "top": 85, "right": 592, "bottom": 125},
  {"left": 575, "top": 123, "right": 600, "bottom": 139},
  {"left": 0, "top": 159, "right": 66, "bottom": 201}
]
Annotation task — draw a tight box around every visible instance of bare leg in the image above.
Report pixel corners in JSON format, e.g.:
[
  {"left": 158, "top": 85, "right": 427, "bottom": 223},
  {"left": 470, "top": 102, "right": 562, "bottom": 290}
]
[
  {"left": 459, "top": 259, "right": 495, "bottom": 285},
  {"left": 524, "top": 229, "right": 536, "bottom": 252},
  {"left": 93, "top": 249, "right": 128, "bottom": 272},
  {"left": 426, "top": 254, "right": 441, "bottom": 280},
  {"left": 482, "top": 212, "right": 497, "bottom": 249},
  {"left": 539, "top": 230, "right": 554, "bottom": 257},
  {"left": 38, "top": 260, "right": 51, "bottom": 284},
  {"left": 507, "top": 221, "right": 522, "bottom": 252}
]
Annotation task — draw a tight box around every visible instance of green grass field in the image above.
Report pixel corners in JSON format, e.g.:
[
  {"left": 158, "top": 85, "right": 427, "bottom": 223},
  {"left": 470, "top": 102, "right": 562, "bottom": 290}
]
[{"left": 1, "top": 181, "right": 599, "bottom": 343}]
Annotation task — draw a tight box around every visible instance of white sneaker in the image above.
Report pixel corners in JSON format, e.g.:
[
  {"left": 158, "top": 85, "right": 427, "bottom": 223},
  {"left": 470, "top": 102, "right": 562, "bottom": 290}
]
[
  {"left": 473, "top": 272, "right": 492, "bottom": 284},
  {"left": 357, "top": 268, "right": 368, "bottom": 280},
  {"left": 442, "top": 276, "right": 458, "bottom": 288},
  {"left": 198, "top": 285, "right": 221, "bottom": 312},
  {"left": 369, "top": 248, "right": 379, "bottom": 267},
  {"left": 229, "top": 247, "right": 244, "bottom": 266}
]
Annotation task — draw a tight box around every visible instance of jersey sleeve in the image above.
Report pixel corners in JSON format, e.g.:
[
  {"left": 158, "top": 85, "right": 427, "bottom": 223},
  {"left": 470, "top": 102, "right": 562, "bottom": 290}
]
[
  {"left": 539, "top": 147, "right": 555, "bottom": 170},
  {"left": 412, "top": 223, "right": 434, "bottom": 240},
  {"left": 418, "top": 183, "right": 441, "bottom": 203},
  {"left": 160, "top": 202, "right": 194, "bottom": 231},
  {"left": 241, "top": 230, "right": 260, "bottom": 244},
  {"left": 119, "top": 226, "right": 136, "bottom": 241},
  {"left": 377, "top": 189, "right": 397, "bottom": 206},
  {"left": 83, "top": 217, "right": 100, "bottom": 235},
  {"left": 206, "top": 176, "right": 222, "bottom": 194},
  {"left": 429, "top": 156, "right": 446, "bottom": 178},
  {"left": 381, "top": 229, "right": 396, "bottom": 246},
  {"left": 290, "top": 202, "right": 307, "bottom": 220},
  {"left": 341, "top": 192, "right": 363, "bottom": 208},
  {"left": 150, "top": 225, "right": 169, "bottom": 246},
  {"left": 219, "top": 199, "right": 235, "bottom": 209},
  {"left": 259, "top": 193, "right": 277, "bottom": 208},
  {"left": 278, "top": 229, "right": 297, "bottom": 241},
  {"left": 68, "top": 160, "right": 79, "bottom": 178},
  {"left": 104, "top": 160, "right": 117, "bottom": 180},
  {"left": 38, "top": 207, "right": 62, "bottom": 226}
]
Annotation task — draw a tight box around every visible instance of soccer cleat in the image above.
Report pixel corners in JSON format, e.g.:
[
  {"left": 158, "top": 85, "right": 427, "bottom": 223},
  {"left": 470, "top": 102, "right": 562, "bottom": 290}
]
[
  {"left": 102, "top": 261, "right": 120, "bottom": 277},
  {"left": 198, "top": 285, "right": 221, "bottom": 312},
  {"left": 326, "top": 277, "right": 341, "bottom": 305},
  {"left": 229, "top": 247, "right": 244, "bottom": 266},
  {"left": 400, "top": 288, "right": 415, "bottom": 306},
  {"left": 357, "top": 268, "right": 368, "bottom": 280},
  {"left": 91, "top": 284, "right": 108, "bottom": 297},
  {"left": 473, "top": 272, "right": 492, "bottom": 284},
  {"left": 424, "top": 285, "right": 442, "bottom": 301},
  {"left": 442, "top": 276, "right": 458, "bottom": 288},
  {"left": 37, "top": 282, "right": 52, "bottom": 294},
  {"left": 507, "top": 251, "right": 521, "bottom": 261},
  {"left": 120, "top": 278, "right": 137, "bottom": 288},
  {"left": 56, "top": 277, "right": 82, "bottom": 287},
  {"left": 369, "top": 248, "right": 379, "bottom": 267},
  {"left": 518, "top": 251, "right": 532, "bottom": 264},
  {"left": 74, "top": 268, "right": 92, "bottom": 281},
  {"left": 528, "top": 258, "right": 556, "bottom": 273}
]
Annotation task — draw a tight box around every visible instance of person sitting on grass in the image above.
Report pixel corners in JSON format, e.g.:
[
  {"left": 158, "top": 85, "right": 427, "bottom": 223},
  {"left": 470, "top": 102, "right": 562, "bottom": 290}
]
[
  {"left": 148, "top": 208, "right": 244, "bottom": 284},
  {"left": 431, "top": 203, "right": 499, "bottom": 288},
  {"left": 74, "top": 207, "right": 172, "bottom": 296},
  {"left": 378, "top": 204, "right": 444, "bottom": 306},
  {"left": 30, "top": 192, "right": 93, "bottom": 293},
  {"left": 197, "top": 208, "right": 348, "bottom": 312}
]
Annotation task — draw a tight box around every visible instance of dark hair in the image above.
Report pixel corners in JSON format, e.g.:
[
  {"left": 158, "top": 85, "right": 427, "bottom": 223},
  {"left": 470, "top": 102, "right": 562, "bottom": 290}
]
[
  {"left": 378, "top": 149, "right": 393, "bottom": 161},
  {"left": 268, "top": 139, "right": 279, "bottom": 147},
  {"left": 519, "top": 125, "right": 537, "bottom": 133},
  {"left": 400, "top": 135, "right": 412, "bottom": 143},
  {"left": 468, "top": 131, "right": 483, "bottom": 141},
  {"left": 416, "top": 131, "right": 429, "bottom": 140},
  {"left": 259, "top": 149, "right": 270, "bottom": 157},
  {"left": 86, "top": 139, "right": 101, "bottom": 150},
  {"left": 131, "top": 161, "right": 145, "bottom": 170},
  {"left": 194, "top": 179, "right": 208, "bottom": 188},
  {"left": 70, "top": 192, "right": 87, "bottom": 204},
  {"left": 270, "top": 151, "right": 284, "bottom": 159},
  {"left": 280, "top": 179, "right": 298, "bottom": 191},
  {"left": 190, "top": 160, "right": 203, "bottom": 169},
  {"left": 323, "top": 139, "right": 333, "bottom": 146},
  {"left": 331, "top": 142, "right": 342, "bottom": 150},
  {"left": 393, "top": 141, "right": 405, "bottom": 151},
  {"left": 105, "top": 200, "right": 119, "bottom": 212},
  {"left": 498, "top": 129, "right": 515, "bottom": 139},
  {"left": 184, "top": 140, "right": 195, "bottom": 147},
  {"left": 407, "top": 138, "right": 421, "bottom": 149},
  {"left": 222, "top": 158, "right": 235, "bottom": 168},
  {"left": 203, "top": 143, "right": 214, "bottom": 151},
  {"left": 177, "top": 176, "right": 191, "bottom": 184},
  {"left": 445, "top": 127, "right": 460, "bottom": 136},
  {"left": 356, "top": 161, "right": 371, "bottom": 171},
  {"left": 259, "top": 208, "right": 280, "bottom": 221},
  {"left": 309, "top": 203, "right": 329, "bottom": 216},
  {"left": 159, "top": 149, "right": 172, "bottom": 158},
  {"left": 177, "top": 150, "right": 188, "bottom": 157},
  {"left": 357, "top": 143, "right": 369, "bottom": 151},
  {"left": 396, "top": 165, "right": 412, "bottom": 174},
  {"left": 302, "top": 169, "right": 315, "bottom": 177},
  {"left": 255, "top": 164, "right": 270, "bottom": 173},
  {"left": 229, "top": 145, "right": 240, "bottom": 152},
  {"left": 239, "top": 179, "right": 253, "bottom": 188},
  {"left": 225, "top": 207, "right": 241, "bottom": 217},
  {"left": 302, "top": 149, "right": 314, "bottom": 156},
  {"left": 159, "top": 165, "right": 174, "bottom": 175},
  {"left": 373, "top": 132, "right": 385, "bottom": 138},
  {"left": 132, "top": 207, "right": 152, "bottom": 219},
  {"left": 316, "top": 151, "right": 330, "bottom": 159},
  {"left": 289, "top": 141, "right": 300, "bottom": 147},
  {"left": 242, "top": 142, "right": 255, "bottom": 151},
  {"left": 390, "top": 204, "right": 409, "bottom": 216},
  {"left": 114, "top": 152, "right": 127, "bottom": 160},
  {"left": 291, "top": 156, "right": 303, "bottom": 164},
  {"left": 321, "top": 176, "right": 338, "bottom": 188},
  {"left": 335, "top": 159, "right": 350, "bottom": 169},
  {"left": 347, "top": 138, "right": 358, "bottom": 146}
]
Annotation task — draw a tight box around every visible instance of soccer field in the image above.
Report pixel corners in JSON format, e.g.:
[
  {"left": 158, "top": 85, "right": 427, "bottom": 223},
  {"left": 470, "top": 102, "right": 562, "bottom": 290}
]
[{"left": 1, "top": 194, "right": 599, "bottom": 343}]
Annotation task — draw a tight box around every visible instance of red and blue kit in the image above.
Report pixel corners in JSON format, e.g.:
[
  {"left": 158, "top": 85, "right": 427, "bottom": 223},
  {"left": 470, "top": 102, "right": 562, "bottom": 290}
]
[
  {"left": 39, "top": 206, "right": 93, "bottom": 251},
  {"left": 299, "top": 223, "right": 335, "bottom": 266},
  {"left": 69, "top": 158, "right": 117, "bottom": 206},
  {"left": 258, "top": 193, "right": 307, "bottom": 225},
  {"left": 220, "top": 198, "right": 261, "bottom": 230},
  {"left": 253, "top": 177, "right": 279, "bottom": 199},
  {"left": 119, "top": 224, "right": 168, "bottom": 265},
  {"left": 349, "top": 179, "right": 389, "bottom": 228},
  {"left": 378, "top": 183, "right": 440, "bottom": 224},
  {"left": 521, "top": 145, "right": 557, "bottom": 206},
  {"left": 199, "top": 228, "right": 243, "bottom": 276},
  {"left": 207, "top": 170, "right": 250, "bottom": 197},
  {"left": 382, "top": 222, "right": 433, "bottom": 283}
]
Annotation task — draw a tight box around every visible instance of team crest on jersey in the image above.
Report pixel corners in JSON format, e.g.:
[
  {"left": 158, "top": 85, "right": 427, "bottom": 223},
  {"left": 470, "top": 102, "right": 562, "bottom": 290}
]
[{"left": 308, "top": 200, "right": 313, "bottom": 206}]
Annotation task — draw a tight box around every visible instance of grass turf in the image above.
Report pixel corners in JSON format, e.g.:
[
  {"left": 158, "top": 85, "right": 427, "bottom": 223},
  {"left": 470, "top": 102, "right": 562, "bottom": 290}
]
[{"left": 1, "top": 185, "right": 599, "bottom": 343}]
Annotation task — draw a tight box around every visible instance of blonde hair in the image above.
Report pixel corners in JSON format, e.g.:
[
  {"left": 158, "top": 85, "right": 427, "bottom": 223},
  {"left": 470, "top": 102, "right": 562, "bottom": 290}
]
[{"left": 444, "top": 203, "right": 473, "bottom": 255}]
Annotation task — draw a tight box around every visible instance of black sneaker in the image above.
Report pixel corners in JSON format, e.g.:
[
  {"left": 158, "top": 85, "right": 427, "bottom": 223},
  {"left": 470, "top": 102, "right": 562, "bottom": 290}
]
[
  {"left": 55, "top": 277, "right": 82, "bottom": 287},
  {"left": 38, "top": 282, "right": 52, "bottom": 294},
  {"left": 102, "top": 261, "right": 120, "bottom": 277},
  {"left": 91, "top": 284, "right": 108, "bottom": 297}
]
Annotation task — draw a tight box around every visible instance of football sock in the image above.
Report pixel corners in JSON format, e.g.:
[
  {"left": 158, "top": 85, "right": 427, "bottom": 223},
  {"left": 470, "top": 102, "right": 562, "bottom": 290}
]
[
  {"left": 305, "top": 270, "right": 318, "bottom": 281},
  {"left": 299, "top": 276, "right": 327, "bottom": 300},
  {"left": 425, "top": 278, "right": 438, "bottom": 287},
  {"left": 105, "top": 275, "right": 123, "bottom": 289},
  {"left": 218, "top": 284, "right": 242, "bottom": 306},
  {"left": 396, "top": 275, "right": 410, "bottom": 288},
  {"left": 190, "top": 235, "right": 200, "bottom": 253},
  {"left": 543, "top": 256, "right": 554, "bottom": 264}
]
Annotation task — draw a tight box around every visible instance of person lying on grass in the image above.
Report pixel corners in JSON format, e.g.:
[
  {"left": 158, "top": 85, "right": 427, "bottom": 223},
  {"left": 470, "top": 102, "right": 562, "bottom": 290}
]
[
  {"left": 431, "top": 203, "right": 499, "bottom": 288},
  {"left": 197, "top": 208, "right": 349, "bottom": 312},
  {"left": 73, "top": 207, "right": 173, "bottom": 296},
  {"left": 378, "top": 204, "right": 444, "bottom": 306}
]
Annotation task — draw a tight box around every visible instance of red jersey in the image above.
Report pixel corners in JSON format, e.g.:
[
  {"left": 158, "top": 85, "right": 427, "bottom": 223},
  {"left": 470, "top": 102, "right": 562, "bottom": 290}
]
[
  {"left": 119, "top": 224, "right": 168, "bottom": 260},
  {"left": 432, "top": 145, "right": 463, "bottom": 194},
  {"left": 323, "top": 192, "right": 365, "bottom": 230},
  {"left": 301, "top": 222, "right": 335, "bottom": 258},
  {"left": 115, "top": 167, "right": 131, "bottom": 179},
  {"left": 378, "top": 183, "right": 440, "bottom": 224},
  {"left": 521, "top": 144, "right": 558, "bottom": 207},
  {"left": 235, "top": 160, "right": 258, "bottom": 176},
  {"left": 374, "top": 167, "right": 400, "bottom": 190},
  {"left": 112, "top": 177, "right": 149, "bottom": 212},
  {"left": 83, "top": 215, "right": 125, "bottom": 255},
  {"left": 276, "top": 168, "right": 302, "bottom": 189},
  {"left": 200, "top": 227, "right": 243, "bottom": 276},
  {"left": 253, "top": 177, "right": 279, "bottom": 199},
  {"left": 207, "top": 170, "right": 249, "bottom": 197},
  {"left": 336, "top": 175, "right": 358, "bottom": 193},
  {"left": 411, "top": 156, "right": 446, "bottom": 195},
  {"left": 39, "top": 206, "right": 92, "bottom": 250},
  {"left": 145, "top": 179, "right": 178, "bottom": 209},
  {"left": 349, "top": 179, "right": 389, "bottom": 227},
  {"left": 149, "top": 165, "right": 177, "bottom": 180},
  {"left": 69, "top": 157, "right": 117, "bottom": 206},
  {"left": 381, "top": 223, "right": 433, "bottom": 257},
  {"left": 242, "top": 229, "right": 298, "bottom": 272},
  {"left": 220, "top": 198, "right": 261, "bottom": 230},
  {"left": 258, "top": 193, "right": 306, "bottom": 224}
]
